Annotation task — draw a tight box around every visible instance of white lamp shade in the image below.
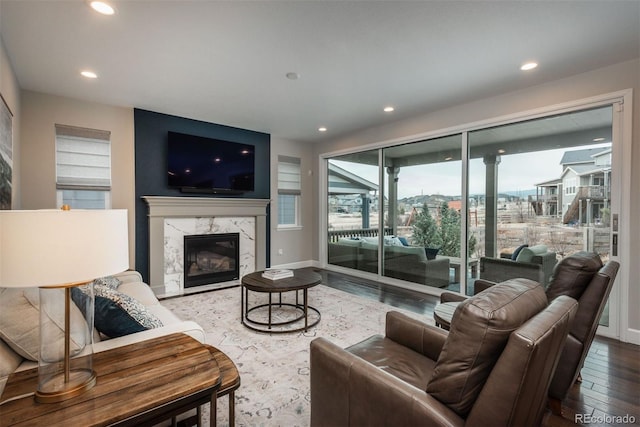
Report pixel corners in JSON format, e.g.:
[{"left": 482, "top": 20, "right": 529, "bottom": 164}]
[{"left": 0, "top": 209, "right": 129, "bottom": 287}]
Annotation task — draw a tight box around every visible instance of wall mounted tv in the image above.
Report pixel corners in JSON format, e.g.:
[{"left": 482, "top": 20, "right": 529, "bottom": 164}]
[{"left": 167, "top": 131, "right": 255, "bottom": 194}]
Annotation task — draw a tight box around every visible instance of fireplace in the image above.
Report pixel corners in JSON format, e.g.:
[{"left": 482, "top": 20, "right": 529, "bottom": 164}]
[{"left": 184, "top": 233, "right": 240, "bottom": 288}]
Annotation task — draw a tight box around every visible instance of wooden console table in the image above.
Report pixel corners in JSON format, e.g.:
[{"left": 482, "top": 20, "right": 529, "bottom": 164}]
[{"left": 0, "top": 333, "right": 221, "bottom": 427}]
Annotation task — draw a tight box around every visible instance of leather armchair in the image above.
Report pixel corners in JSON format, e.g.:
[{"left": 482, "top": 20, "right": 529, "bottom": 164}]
[
  {"left": 545, "top": 252, "right": 619, "bottom": 414},
  {"left": 441, "top": 251, "right": 619, "bottom": 416},
  {"left": 311, "top": 279, "right": 578, "bottom": 427}
]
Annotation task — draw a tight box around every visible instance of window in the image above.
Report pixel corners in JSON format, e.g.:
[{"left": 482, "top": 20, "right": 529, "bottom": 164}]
[
  {"left": 277, "top": 156, "right": 301, "bottom": 228},
  {"left": 55, "top": 124, "right": 111, "bottom": 209}
]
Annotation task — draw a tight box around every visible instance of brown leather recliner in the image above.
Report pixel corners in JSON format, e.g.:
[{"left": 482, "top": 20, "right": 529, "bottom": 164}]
[
  {"left": 310, "top": 279, "right": 578, "bottom": 426},
  {"left": 545, "top": 253, "right": 619, "bottom": 414},
  {"left": 440, "top": 251, "right": 619, "bottom": 415},
  {"left": 440, "top": 251, "right": 620, "bottom": 415}
]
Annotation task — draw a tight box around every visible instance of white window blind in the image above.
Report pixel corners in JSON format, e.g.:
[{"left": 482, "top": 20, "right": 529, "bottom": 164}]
[
  {"left": 56, "top": 124, "right": 112, "bottom": 190},
  {"left": 278, "top": 156, "right": 301, "bottom": 195}
]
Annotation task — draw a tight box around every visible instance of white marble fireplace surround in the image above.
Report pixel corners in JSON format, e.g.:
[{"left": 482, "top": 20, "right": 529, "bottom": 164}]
[{"left": 143, "top": 196, "right": 269, "bottom": 298}]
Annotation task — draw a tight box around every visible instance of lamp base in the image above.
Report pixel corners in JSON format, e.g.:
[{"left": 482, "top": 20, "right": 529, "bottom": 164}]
[{"left": 35, "top": 368, "right": 97, "bottom": 403}]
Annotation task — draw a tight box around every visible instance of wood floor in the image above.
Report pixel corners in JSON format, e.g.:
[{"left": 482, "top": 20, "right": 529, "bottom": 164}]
[{"left": 315, "top": 268, "right": 640, "bottom": 427}]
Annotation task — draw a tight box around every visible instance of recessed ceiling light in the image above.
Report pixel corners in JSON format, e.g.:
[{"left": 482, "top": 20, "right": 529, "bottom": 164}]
[
  {"left": 318, "top": 127, "right": 327, "bottom": 132},
  {"left": 444, "top": 156, "right": 453, "bottom": 161},
  {"left": 286, "top": 72, "right": 300, "bottom": 80},
  {"left": 520, "top": 62, "right": 538, "bottom": 71},
  {"left": 383, "top": 106, "right": 395, "bottom": 113},
  {"left": 592, "top": 137, "right": 605, "bottom": 142},
  {"left": 80, "top": 70, "right": 98, "bottom": 79},
  {"left": 89, "top": 1, "right": 115, "bottom": 15},
  {"left": 497, "top": 149, "right": 506, "bottom": 154}
]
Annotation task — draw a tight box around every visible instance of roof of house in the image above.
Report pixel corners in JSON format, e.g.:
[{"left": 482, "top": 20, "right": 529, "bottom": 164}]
[{"left": 560, "top": 148, "right": 610, "bottom": 165}]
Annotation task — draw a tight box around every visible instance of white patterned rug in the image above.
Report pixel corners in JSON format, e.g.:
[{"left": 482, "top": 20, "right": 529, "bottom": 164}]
[{"left": 161, "top": 284, "right": 431, "bottom": 427}]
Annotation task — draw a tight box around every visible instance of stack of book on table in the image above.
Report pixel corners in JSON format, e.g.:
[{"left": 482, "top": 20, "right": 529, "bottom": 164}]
[{"left": 262, "top": 269, "right": 294, "bottom": 280}]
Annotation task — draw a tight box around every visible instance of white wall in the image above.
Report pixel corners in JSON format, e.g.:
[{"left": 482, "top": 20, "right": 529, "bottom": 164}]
[
  {"left": 269, "top": 136, "right": 315, "bottom": 267},
  {"left": 19, "top": 91, "right": 136, "bottom": 268},
  {"left": 312, "top": 58, "right": 640, "bottom": 339}
]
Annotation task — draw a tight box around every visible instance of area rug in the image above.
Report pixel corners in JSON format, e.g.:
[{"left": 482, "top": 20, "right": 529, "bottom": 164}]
[{"left": 160, "top": 284, "right": 431, "bottom": 426}]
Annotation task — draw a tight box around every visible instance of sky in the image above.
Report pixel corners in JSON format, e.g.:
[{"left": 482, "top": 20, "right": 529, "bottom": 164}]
[{"left": 331, "top": 143, "right": 610, "bottom": 199}]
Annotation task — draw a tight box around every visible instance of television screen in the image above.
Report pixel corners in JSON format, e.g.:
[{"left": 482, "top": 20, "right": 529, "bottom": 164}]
[{"left": 167, "top": 131, "right": 255, "bottom": 192}]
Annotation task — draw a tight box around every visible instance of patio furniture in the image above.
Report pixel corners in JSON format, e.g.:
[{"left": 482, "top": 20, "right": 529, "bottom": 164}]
[{"left": 479, "top": 244, "right": 557, "bottom": 286}]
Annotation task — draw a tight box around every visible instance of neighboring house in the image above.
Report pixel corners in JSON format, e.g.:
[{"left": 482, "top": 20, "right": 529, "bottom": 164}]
[
  {"left": 530, "top": 178, "right": 562, "bottom": 217},
  {"left": 533, "top": 146, "right": 611, "bottom": 225}
]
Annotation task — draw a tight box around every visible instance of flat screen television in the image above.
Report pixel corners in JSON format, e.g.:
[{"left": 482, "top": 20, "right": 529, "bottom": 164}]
[{"left": 167, "top": 131, "right": 255, "bottom": 193}]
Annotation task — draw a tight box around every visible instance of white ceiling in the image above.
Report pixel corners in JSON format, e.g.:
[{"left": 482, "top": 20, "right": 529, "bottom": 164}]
[{"left": 1, "top": 1, "right": 639, "bottom": 143}]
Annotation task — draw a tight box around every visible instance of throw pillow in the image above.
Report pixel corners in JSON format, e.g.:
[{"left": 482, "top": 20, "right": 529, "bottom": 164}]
[
  {"left": 424, "top": 247, "right": 440, "bottom": 260},
  {"left": 546, "top": 251, "right": 603, "bottom": 301},
  {"left": 515, "top": 245, "right": 548, "bottom": 263},
  {"left": 72, "top": 284, "right": 163, "bottom": 339},
  {"left": 426, "top": 279, "right": 547, "bottom": 417},
  {"left": 397, "top": 236, "right": 409, "bottom": 246},
  {"left": 92, "top": 276, "right": 122, "bottom": 290},
  {"left": 0, "top": 288, "right": 88, "bottom": 361},
  {"left": 511, "top": 244, "right": 529, "bottom": 260}
]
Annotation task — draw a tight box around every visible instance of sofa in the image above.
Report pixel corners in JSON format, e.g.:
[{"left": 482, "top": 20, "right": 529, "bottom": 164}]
[
  {"left": 479, "top": 244, "right": 558, "bottom": 286},
  {"left": 0, "top": 270, "right": 205, "bottom": 396},
  {"left": 310, "top": 279, "right": 578, "bottom": 426},
  {"left": 328, "top": 236, "right": 450, "bottom": 288}
]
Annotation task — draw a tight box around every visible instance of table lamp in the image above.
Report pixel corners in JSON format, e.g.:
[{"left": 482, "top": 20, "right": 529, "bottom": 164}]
[{"left": 0, "top": 208, "right": 128, "bottom": 403}]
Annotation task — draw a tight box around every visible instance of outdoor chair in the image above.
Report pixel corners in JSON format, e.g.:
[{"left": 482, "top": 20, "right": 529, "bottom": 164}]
[{"left": 479, "top": 244, "right": 558, "bottom": 286}]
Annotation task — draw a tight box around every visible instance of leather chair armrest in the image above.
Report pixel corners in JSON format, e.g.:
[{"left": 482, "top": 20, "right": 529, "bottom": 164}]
[
  {"left": 385, "top": 311, "right": 448, "bottom": 361},
  {"left": 310, "top": 337, "right": 463, "bottom": 427},
  {"left": 474, "top": 278, "right": 497, "bottom": 294},
  {"left": 440, "top": 291, "right": 467, "bottom": 303}
]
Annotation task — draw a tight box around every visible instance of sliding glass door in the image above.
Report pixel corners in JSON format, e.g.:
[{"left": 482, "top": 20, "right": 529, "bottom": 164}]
[
  {"left": 468, "top": 106, "right": 617, "bottom": 332},
  {"left": 327, "top": 150, "right": 380, "bottom": 274},
  {"left": 323, "top": 98, "right": 625, "bottom": 338},
  {"left": 381, "top": 135, "right": 463, "bottom": 290}
]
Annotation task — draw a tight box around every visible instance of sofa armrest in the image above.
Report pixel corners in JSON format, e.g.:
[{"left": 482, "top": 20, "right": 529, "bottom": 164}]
[
  {"left": 310, "top": 337, "right": 463, "bottom": 427},
  {"left": 114, "top": 270, "right": 144, "bottom": 285},
  {"left": 440, "top": 291, "right": 467, "bottom": 303},
  {"left": 531, "top": 252, "right": 558, "bottom": 285},
  {"left": 385, "top": 311, "right": 448, "bottom": 361},
  {"left": 474, "top": 278, "right": 497, "bottom": 294},
  {"left": 93, "top": 321, "right": 206, "bottom": 353}
]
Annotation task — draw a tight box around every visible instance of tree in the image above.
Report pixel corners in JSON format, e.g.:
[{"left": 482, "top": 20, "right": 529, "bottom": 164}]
[
  {"left": 411, "top": 203, "right": 441, "bottom": 248},
  {"left": 412, "top": 201, "right": 478, "bottom": 257}
]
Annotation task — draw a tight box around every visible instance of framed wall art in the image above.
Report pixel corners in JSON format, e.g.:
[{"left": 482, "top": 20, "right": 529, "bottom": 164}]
[{"left": 0, "top": 93, "right": 12, "bottom": 210}]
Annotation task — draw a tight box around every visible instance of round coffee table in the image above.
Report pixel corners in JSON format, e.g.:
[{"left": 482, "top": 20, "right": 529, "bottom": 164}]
[
  {"left": 433, "top": 301, "right": 461, "bottom": 331},
  {"left": 241, "top": 269, "right": 322, "bottom": 333}
]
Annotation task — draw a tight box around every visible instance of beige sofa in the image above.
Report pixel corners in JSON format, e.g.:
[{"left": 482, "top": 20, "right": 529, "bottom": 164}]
[{"left": 0, "top": 270, "right": 204, "bottom": 396}]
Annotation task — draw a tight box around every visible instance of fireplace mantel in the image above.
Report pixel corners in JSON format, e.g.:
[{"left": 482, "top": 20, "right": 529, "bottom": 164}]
[{"left": 143, "top": 196, "right": 269, "bottom": 297}]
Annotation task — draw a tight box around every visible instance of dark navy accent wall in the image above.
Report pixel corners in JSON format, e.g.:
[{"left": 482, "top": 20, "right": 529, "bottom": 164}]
[{"left": 134, "top": 108, "right": 271, "bottom": 281}]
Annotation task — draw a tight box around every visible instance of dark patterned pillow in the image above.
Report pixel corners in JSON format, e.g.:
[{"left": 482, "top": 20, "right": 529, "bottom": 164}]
[{"left": 72, "top": 284, "right": 163, "bottom": 338}]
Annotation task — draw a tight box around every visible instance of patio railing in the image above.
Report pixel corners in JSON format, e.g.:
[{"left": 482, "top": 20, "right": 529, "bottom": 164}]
[{"left": 328, "top": 227, "right": 394, "bottom": 243}]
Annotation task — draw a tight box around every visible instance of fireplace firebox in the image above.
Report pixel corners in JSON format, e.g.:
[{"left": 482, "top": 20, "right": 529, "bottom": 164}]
[{"left": 184, "top": 233, "right": 240, "bottom": 288}]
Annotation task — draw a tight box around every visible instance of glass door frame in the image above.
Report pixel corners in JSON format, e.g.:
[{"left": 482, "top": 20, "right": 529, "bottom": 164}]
[{"left": 319, "top": 89, "right": 632, "bottom": 341}]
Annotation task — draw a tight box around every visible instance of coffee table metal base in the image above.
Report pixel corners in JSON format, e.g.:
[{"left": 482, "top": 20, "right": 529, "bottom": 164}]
[{"left": 242, "top": 288, "right": 320, "bottom": 333}]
